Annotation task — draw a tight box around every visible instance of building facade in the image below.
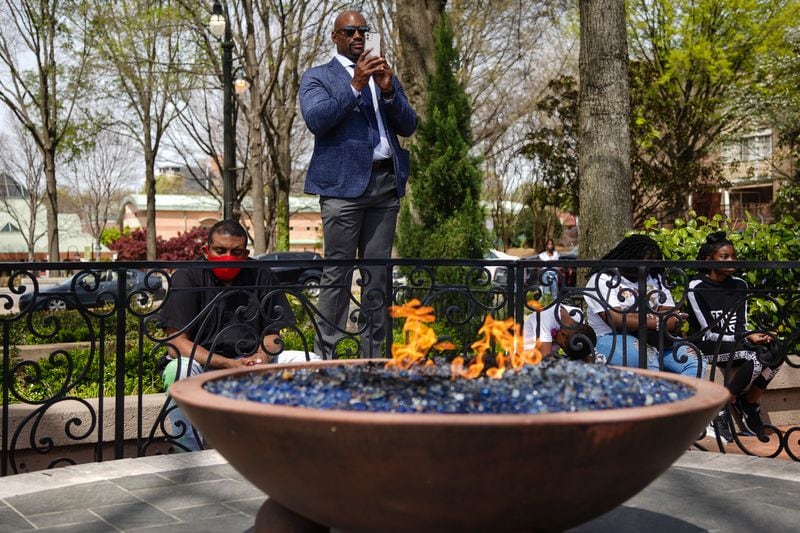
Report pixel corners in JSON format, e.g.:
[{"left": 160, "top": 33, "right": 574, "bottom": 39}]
[
  {"left": 691, "top": 128, "right": 796, "bottom": 223},
  {"left": 119, "top": 194, "right": 322, "bottom": 252}
]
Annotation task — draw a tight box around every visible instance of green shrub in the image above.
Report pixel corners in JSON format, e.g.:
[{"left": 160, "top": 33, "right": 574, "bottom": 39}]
[
  {"left": 10, "top": 342, "right": 165, "bottom": 403},
  {"left": 8, "top": 309, "right": 167, "bottom": 403},
  {"left": 10, "top": 310, "right": 97, "bottom": 345},
  {"left": 642, "top": 212, "right": 800, "bottom": 338}
]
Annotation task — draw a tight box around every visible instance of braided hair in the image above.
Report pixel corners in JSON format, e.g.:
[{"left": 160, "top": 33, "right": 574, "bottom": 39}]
[
  {"left": 696, "top": 231, "right": 733, "bottom": 272},
  {"left": 593, "top": 234, "right": 664, "bottom": 281}
]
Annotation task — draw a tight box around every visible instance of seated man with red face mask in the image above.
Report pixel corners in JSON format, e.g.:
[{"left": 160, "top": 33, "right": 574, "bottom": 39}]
[{"left": 158, "top": 219, "right": 313, "bottom": 451}]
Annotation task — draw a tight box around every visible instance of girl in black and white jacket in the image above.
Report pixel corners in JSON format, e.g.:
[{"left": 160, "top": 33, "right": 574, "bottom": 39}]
[{"left": 687, "top": 232, "right": 782, "bottom": 442}]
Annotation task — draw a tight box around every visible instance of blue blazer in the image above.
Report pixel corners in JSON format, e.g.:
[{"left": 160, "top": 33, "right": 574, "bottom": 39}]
[{"left": 299, "top": 58, "right": 418, "bottom": 199}]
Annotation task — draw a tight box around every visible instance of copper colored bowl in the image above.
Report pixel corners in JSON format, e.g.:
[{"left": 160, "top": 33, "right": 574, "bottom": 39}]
[{"left": 169, "top": 359, "right": 728, "bottom": 532}]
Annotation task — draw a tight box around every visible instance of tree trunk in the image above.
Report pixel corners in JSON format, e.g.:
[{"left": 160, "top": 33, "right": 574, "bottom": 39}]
[
  {"left": 275, "top": 124, "right": 292, "bottom": 251},
  {"left": 248, "top": 115, "right": 267, "bottom": 254},
  {"left": 40, "top": 2, "right": 59, "bottom": 263},
  {"left": 243, "top": 2, "right": 267, "bottom": 255},
  {"left": 577, "top": 0, "right": 632, "bottom": 260},
  {"left": 43, "top": 147, "right": 59, "bottom": 261},
  {"left": 144, "top": 143, "right": 157, "bottom": 260},
  {"left": 264, "top": 171, "right": 277, "bottom": 251},
  {"left": 395, "top": 0, "right": 446, "bottom": 119}
]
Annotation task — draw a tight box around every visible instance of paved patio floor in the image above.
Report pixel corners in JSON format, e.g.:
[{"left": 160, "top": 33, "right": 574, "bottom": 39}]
[{"left": 1, "top": 449, "right": 799, "bottom": 532}]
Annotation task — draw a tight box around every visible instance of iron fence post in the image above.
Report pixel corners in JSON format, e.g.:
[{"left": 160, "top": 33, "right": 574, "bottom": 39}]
[
  {"left": 637, "top": 266, "right": 650, "bottom": 370},
  {"left": 114, "top": 268, "right": 127, "bottom": 459}
]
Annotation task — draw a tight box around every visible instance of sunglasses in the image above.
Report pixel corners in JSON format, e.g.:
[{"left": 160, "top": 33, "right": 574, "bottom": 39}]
[{"left": 335, "top": 26, "right": 370, "bottom": 37}]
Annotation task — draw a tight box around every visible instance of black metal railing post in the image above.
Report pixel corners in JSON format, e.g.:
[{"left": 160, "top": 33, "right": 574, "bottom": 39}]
[
  {"left": 513, "top": 262, "right": 525, "bottom": 329},
  {"left": 384, "top": 260, "right": 394, "bottom": 356},
  {"left": 114, "top": 267, "right": 127, "bottom": 459},
  {"left": 2, "top": 321, "right": 9, "bottom": 476},
  {"left": 637, "top": 266, "right": 650, "bottom": 370},
  {"left": 96, "top": 315, "right": 107, "bottom": 462}
]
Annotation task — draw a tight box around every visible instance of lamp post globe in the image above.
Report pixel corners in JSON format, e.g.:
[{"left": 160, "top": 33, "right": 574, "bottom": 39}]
[
  {"left": 209, "top": 0, "right": 235, "bottom": 220},
  {"left": 209, "top": 2, "right": 225, "bottom": 37}
]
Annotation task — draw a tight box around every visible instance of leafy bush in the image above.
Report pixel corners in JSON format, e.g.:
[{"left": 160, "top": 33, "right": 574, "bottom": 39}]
[
  {"left": 106, "top": 226, "right": 206, "bottom": 260},
  {"left": 158, "top": 226, "right": 207, "bottom": 260},
  {"left": 10, "top": 336, "right": 165, "bottom": 403},
  {"left": 100, "top": 226, "right": 122, "bottom": 246},
  {"left": 10, "top": 310, "right": 96, "bottom": 345},
  {"left": 643, "top": 212, "right": 800, "bottom": 284},
  {"left": 642, "top": 212, "right": 800, "bottom": 336},
  {"left": 279, "top": 294, "right": 318, "bottom": 353},
  {"left": 107, "top": 228, "right": 156, "bottom": 260},
  {"left": 8, "top": 309, "right": 167, "bottom": 403}
]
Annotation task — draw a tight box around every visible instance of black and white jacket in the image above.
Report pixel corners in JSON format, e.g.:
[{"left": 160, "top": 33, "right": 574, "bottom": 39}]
[{"left": 687, "top": 274, "right": 749, "bottom": 354}]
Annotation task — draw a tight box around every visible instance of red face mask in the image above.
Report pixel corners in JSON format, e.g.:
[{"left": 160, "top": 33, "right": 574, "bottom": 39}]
[{"left": 207, "top": 254, "right": 242, "bottom": 281}]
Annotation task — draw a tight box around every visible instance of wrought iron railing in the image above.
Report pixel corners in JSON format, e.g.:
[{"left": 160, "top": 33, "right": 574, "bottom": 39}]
[{"left": 2, "top": 258, "right": 799, "bottom": 474}]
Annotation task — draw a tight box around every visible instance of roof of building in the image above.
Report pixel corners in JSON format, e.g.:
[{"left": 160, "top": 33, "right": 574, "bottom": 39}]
[
  {"left": 121, "top": 194, "right": 221, "bottom": 212},
  {"left": 0, "top": 172, "right": 26, "bottom": 198},
  {"left": 121, "top": 194, "right": 320, "bottom": 214},
  {"left": 0, "top": 199, "right": 108, "bottom": 255}
]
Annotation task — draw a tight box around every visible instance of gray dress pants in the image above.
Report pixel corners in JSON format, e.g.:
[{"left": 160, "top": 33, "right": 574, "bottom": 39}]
[{"left": 314, "top": 161, "right": 399, "bottom": 358}]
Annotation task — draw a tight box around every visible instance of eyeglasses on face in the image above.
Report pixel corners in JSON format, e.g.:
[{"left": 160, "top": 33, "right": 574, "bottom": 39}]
[{"left": 335, "top": 26, "right": 370, "bottom": 37}]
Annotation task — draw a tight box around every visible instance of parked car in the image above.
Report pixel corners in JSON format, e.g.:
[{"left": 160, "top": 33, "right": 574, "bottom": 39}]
[
  {"left": 484, "top": 249, "right": 519, "bottom": 284},
  {"left": 255, "top": 251, "right": 323, "bottom": 296},
  {"left": 18, "top": 269, "right": 165, "bottom": 312}
]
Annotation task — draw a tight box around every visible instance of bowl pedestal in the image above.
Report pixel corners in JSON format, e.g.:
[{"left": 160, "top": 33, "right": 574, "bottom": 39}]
[{"left": 256, "top": 500, "right": 328, "bottom": 533}]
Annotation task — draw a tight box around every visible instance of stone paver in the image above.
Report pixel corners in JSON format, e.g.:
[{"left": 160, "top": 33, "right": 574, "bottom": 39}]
[
  {"left": 573, "top": 452, "right": 800, "bottom": 532},
  {"left": 1, "top": 450, "right": 800, "bottom": 531}
]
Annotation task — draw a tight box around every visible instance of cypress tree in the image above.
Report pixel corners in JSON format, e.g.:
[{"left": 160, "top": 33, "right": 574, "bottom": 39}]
[{"left": 396, "top": 14, "right": 488, "bottom": 261}]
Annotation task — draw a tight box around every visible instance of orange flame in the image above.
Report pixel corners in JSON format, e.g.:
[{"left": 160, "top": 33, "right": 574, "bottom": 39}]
[
  {"left": 465, "top": 316, "right": 541, "bottom": 379},
  {"left": 388, "top": 300, "right": 542, "bottom": 378},
  {"left": 389, "top": 298, "right": 435, "bottom": 323},
  {"left": 386, "top": 299, "right": 441, "bottom": 370}
]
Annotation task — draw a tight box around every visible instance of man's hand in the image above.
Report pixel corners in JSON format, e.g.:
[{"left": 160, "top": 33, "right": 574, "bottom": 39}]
[
  {"left": 351, "top": 52, "right": 390, "bottom": 92},
  {"left": 372, "top": 55, "right": 394, "bottom": 94},
  {"left": 237, "top": 335, "right": 285, "bottom": 366},
  {"left": 238, "top": 354, "right": 268, "bottom": 367}
]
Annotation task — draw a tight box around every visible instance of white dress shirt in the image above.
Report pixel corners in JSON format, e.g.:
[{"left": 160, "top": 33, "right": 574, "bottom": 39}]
[{"left": 336, "top": 54, "right": 393, "bottom": 161}]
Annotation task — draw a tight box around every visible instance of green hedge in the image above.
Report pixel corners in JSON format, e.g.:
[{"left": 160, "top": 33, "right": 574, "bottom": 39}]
[
  {"left": 7, "top": 295, "right": 320, "bottom": 401},
  {"left": 7, "top": 307, "right": 168, "bottom": 402}
]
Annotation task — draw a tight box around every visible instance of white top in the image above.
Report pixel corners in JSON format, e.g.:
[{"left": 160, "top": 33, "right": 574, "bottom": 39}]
[
  {"left": 336, "top": 54, "right": 392, "bottom": 161},
  {"left": 583, "top": 272, "right": 675, "bottom": 337},
  {"left": 523, "top": 304, "right": 582, "bottom": 351},
  {"left": 538, "top": 250, "right": 560, "bottom": 261}
]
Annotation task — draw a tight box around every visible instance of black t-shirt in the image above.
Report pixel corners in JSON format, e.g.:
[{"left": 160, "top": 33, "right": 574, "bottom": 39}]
[{"left": 159, "top": 261, "right": 295, "bottom": 359}]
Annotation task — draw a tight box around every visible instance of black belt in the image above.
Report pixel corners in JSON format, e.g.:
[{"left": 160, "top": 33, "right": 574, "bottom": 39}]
[{"left": 371, "top": 158, "right": 393, "bottom": 172}]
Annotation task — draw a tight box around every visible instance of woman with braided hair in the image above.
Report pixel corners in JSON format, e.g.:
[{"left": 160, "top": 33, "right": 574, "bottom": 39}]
[
  {"left": 583, "top": 234, "right": 700, "bottom": 377},
  {"left": 687, "top": 231, "right": 782, "bottom": 443}
]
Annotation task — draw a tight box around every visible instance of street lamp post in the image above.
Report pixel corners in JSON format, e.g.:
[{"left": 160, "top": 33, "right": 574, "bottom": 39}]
[{"left": 209, "top": 1, "right": 235, "bottom": 220}]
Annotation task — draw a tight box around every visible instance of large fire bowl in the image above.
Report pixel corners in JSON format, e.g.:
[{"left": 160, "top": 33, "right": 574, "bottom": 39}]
[{"left": 168, "top": 360, "right": 728, "bottom": 532}]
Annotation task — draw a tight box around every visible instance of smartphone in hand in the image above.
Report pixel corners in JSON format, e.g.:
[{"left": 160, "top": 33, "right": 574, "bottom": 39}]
[{"left": 365, "top": 31, "right": 380, "bottom": 58}]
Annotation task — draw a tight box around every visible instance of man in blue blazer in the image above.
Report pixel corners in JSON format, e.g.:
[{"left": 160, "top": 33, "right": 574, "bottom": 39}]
[{"left": 300, "top": 9, "right": 417, "bottom": 358}]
